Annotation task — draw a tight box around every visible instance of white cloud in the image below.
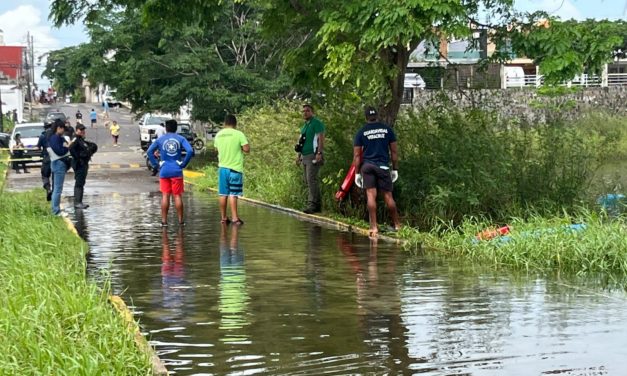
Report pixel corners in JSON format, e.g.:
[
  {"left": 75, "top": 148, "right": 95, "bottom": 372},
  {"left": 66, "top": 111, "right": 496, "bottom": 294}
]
[
  {"left": 0, "top": 5, "right": 62, "bottom": 87},
  {"left": 517, "top": 0, "right": 583, "bottom": 20}
]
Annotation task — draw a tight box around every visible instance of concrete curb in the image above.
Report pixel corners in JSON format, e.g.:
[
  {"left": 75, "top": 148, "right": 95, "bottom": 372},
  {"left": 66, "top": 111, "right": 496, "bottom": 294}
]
[
  {"left": 183, "top": 171, "right": 403, "bottom": 245},
  {"left": 109, "top": 296, "right": 169, "bottom": 376},
  {"left": 62, "top": 217, "right": 169, "bottom": 375}
]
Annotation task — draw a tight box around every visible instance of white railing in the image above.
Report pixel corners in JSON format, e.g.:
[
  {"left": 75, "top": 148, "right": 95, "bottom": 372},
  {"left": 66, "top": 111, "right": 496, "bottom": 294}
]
[
  {"left": 608, "top": 73, "right": 627, "bottom": 86},
  {"left": 506, "top": 74, "right": 607, "bottom": 88}
]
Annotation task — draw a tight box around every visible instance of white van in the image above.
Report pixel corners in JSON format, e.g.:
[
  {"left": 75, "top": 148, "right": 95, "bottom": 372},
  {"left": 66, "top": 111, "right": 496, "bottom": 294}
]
[{"left": 505, "top": 66, "right": 525, "bottom": 88}]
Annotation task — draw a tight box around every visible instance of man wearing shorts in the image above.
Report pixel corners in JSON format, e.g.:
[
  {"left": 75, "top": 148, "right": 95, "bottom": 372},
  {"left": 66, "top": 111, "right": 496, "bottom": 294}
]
[
  {"left": 214, "top": 114, "right": 250, "bottom": 225},
  {"left": 147, "top": 119, "right": 194, "bottom": 227},
  {"left": 353, "top": 106, "right": 401, "bottom": 238},
  {"left": 89, "top": 109, "right": 97, "bottom": 127}
]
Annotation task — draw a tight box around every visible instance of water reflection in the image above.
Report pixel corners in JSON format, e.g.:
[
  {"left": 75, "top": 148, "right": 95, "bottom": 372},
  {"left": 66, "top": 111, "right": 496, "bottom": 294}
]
[
  {"left": 78, "top": 192, "right": 627, "bottom": 375},
  {"left": 338, "top": 235, "right": 417, "bottom": 373},
  {"left": 218, "top": 223, "right": 250, "bottom": 342},
  {"left": 159, "top": 228, "right": 189, "bottom": 323}
]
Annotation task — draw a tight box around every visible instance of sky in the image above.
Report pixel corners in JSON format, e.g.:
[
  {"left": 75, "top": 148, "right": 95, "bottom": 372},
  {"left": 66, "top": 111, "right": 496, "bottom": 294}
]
[{"left": 0, "top": 0, "right": 626, "bottom": 88}]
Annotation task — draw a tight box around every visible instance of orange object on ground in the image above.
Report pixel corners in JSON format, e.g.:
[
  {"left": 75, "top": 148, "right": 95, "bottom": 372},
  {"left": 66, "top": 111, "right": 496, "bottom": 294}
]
[
  {"left": 335, "top": 164, "right": 357, "bottom": 201},
  {"left": 476, "top": 225, "right": 510, "bottom": 241}
]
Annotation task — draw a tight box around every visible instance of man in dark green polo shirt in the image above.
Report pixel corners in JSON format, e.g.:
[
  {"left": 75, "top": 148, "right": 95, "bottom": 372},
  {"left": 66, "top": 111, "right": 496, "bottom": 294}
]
[{"left": 296, "top": 104, "right": 325, "bottom": 214}]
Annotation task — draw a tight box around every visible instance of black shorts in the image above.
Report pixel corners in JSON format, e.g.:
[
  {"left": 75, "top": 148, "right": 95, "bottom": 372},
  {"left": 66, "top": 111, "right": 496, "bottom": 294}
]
[
  {"left": 91, "top": 119, "right": 97, "bottom": 124},
  {"left": 361, "top": 163, "right": 393, "bottom": 192}
]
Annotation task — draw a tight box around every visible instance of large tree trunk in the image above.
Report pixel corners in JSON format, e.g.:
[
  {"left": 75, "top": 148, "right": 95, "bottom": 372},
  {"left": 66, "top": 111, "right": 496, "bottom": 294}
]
[{"left": 379, "top": 42, "right": 418, "bottom": 127}]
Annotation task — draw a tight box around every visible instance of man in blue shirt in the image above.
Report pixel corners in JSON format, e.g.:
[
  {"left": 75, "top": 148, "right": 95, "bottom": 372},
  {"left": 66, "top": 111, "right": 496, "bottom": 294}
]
[
  {"left": 147, "top": 119, "right": 194, "bottom": 227},
  {"left": 353, "top": 106, "right": 401, "bottom": 238}
]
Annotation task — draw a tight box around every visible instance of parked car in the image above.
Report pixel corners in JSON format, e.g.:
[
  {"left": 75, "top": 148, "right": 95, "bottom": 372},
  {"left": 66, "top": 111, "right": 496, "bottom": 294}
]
[
  {"left": 9, "top": 122, "right": 45, "bottom": 162},
  {"left": 104, "top": 90, "right": 123, "bottom": 108},
  {"left": 0, "top": 132, "right": 10, "bottom": 148},
  {"left": 44, "top": 111, "right": 67, "bottom": 126}
]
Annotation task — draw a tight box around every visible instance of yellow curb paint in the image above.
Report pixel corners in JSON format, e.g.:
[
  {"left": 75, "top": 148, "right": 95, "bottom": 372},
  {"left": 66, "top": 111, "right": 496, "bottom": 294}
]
[
  {"left": 110, "top": 164, "right": 121, "bottom": 169},
  {"left": 62, "top": 217, "right": 79, "bottom": 236},
  {"left": 110, "top": 296, "right": 169, "bottom": 376},
  {"left": 129, "top": 163, "right": 141, "bottom": 168},
  {"left": 183, "top": 170, "right": 204, "bottom": 178}
]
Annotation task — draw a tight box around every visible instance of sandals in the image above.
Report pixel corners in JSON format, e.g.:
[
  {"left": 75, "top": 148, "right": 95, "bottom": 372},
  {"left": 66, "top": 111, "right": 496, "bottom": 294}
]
[{"left": 220, "top": 218, "right": 244, "bottom": 225}]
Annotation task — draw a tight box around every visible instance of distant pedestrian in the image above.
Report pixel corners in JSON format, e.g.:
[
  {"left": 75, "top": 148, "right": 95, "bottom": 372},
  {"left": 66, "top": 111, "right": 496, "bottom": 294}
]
[
  {"left": 214, "top": 114, "right": 250, "bottom": 225},
  {"left": 295, "top": 104, "right": 325, "bottom": 214},
  {"left": 70, "top": 124, "right": 97, "bottom": 209},
  {"left": 353, "top": 106, "right": 400, "bottom": 238},
  {"left": 48, "top": 119, "right": 76, "bottom": 216},
  {"left": 147, "top": 119, "right": 194, "bottom": 227},
  {"left": 12, "top": 109, "right": 18, "bottom": 123},
  {"left": 109, "top": 120, "right": 120, "bottom": 146},
  {"left": 75, "top": 109, "right": 83, "bottom": 125},
  {"left": 89, "top": 109, "right": 97, "bottom": 128}
]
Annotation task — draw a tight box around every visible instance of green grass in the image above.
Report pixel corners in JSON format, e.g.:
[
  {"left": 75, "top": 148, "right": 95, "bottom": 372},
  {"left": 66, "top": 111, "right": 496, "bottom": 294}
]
[
  {"left": 403, "top": 211, "right": 627, "bottom": 278},
  {"left": 0, "top": 190, "right": 152, "bottom": 374}
]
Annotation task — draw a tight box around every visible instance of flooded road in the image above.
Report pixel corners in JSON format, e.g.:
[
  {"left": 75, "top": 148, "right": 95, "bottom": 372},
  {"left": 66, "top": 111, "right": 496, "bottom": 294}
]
[{"left": 76, "top": 192, "right": 627, "bottom": 375}]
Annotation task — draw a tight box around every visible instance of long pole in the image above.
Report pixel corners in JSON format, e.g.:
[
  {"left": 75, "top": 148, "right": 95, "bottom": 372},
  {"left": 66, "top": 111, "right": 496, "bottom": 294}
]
[{"left": 29, "top": 33, "right": 34, "bottom": 120}]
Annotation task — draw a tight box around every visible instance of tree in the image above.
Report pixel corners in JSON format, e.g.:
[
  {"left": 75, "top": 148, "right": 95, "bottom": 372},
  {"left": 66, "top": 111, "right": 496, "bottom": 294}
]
[
  {"left": 500, "top": 18, "right": 627, "bottom": 85},
  {"left": 47, "top": 2, "right": 291, "bottom": 121}
]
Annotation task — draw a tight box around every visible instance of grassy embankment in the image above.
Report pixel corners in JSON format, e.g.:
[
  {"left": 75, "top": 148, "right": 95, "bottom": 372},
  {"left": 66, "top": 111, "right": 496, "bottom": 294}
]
[{"left": 0, "top": 152, "right": 152, "bottom": 374}]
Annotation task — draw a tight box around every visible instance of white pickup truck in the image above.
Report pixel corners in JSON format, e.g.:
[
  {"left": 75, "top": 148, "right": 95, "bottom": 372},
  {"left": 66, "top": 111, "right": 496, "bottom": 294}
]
[{"left": 139, "top": 115, "right": 172, "bottom": 150}]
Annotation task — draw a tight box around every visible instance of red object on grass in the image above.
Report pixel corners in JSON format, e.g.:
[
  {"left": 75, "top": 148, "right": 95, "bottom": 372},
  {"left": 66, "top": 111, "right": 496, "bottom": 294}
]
[{"left": 476, "top": 225, "right": 510, "bottom": 241}]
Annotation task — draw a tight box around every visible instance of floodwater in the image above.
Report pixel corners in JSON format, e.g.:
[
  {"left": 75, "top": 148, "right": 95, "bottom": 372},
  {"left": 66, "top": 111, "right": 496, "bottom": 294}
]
[{"left": 76, "top": 192, "right": 627, "bottom": 375}]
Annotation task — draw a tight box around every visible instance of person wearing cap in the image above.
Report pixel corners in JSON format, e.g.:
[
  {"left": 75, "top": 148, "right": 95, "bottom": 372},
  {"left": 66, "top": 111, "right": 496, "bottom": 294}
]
[
  {"left": 37, "top": 121, "right": 54, "bottom": 200},
  {"left": 353, "top": 106, "right": 401, "bottom": 238},
  {"left": 297, "top": 104, "right": 325, "bottom": 214},
  {"left": 69, "top": 123, "right": 93, "bottom": 209}
]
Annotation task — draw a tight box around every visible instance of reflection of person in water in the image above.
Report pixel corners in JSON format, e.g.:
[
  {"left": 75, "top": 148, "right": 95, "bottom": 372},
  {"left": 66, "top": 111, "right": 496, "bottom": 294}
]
[
  {"left": 337, "top": 235, "right": 414, "bottom": 372},
  {"left": 160, "top": 228, "right": 188, "bottom": 322},
  {"left": 219, "top": 223, "right": 250, "bottom": 341}
]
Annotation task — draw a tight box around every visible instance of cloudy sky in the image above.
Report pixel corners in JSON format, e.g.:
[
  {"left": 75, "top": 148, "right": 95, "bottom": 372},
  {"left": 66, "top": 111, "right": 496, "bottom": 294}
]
[{"left": 0, "top": 0, "right": 626, "bottom": 88}]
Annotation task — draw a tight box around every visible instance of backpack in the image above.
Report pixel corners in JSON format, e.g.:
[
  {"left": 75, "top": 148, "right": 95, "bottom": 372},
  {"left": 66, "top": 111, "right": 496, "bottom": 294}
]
[{"left": 85, "top": 140, "right": 98, "bottom": 158}]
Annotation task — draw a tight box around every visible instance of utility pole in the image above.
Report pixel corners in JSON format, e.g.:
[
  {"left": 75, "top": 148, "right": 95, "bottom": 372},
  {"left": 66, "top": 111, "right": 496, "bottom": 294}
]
[
  {"left": 0, "top": 85, "right": 3, "bottom": 133},
  {"left": 29, "top": 32, "right": 34, "bottom": 120}
]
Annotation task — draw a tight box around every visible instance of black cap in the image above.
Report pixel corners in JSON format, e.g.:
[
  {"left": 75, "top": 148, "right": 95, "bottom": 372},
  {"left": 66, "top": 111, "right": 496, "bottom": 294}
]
[
  {"left": 76, "top": 123, "right": 86, "bottom": 131},
  {"left": 364, "top": 106, "right": 378, "bottom": 117}
]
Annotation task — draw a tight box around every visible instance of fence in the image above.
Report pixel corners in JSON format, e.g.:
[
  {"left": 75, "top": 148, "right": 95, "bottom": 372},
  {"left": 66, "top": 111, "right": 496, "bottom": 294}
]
[{"left": 505, "top": 74, "right": 627, "bottom": 88}]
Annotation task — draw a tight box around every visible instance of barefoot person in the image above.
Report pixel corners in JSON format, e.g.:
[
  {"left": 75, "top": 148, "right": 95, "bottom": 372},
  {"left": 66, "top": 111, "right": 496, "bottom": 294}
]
[
  {"left": 214, "top": 114, "right": 250, "bottom": 225},
  {"left": 353, "top": 106, "right": 401, "bottom": 238},
  {"left": 147, "top": 119, "right": 194, "bottom": 226}
]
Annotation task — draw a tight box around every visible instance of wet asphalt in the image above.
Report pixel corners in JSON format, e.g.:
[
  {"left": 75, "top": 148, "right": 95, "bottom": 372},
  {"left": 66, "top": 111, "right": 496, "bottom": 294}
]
[{"left": 5, "top": 103, "right": 158, "bottom": 196}]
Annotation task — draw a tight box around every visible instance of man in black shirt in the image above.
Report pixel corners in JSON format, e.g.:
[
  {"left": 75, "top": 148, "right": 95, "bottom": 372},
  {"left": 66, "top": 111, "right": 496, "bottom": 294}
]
[
  {"left": 36, "top": 122, "right": 53, "bottom": 201},
  {"left": 69, "top": 124, "right": 94, "bottom": 209},
  {"left": 352, "top": 107, "right": 401, "bottom": 238}
]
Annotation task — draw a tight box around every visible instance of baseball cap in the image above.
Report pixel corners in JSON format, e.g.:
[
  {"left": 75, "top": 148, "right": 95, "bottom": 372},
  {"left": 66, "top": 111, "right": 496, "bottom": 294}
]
[
  {"left": 364, "top": 106, "right": 378, "bottom": 117},
  {"left": 76, "top": 124, "right": 86, "bottom": 131}
]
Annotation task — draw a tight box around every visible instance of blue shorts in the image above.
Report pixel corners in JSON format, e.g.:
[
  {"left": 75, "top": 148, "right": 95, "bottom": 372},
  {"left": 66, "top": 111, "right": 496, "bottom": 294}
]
[{"left": 218, "top": 167, "right": 244, "bottom": 196}]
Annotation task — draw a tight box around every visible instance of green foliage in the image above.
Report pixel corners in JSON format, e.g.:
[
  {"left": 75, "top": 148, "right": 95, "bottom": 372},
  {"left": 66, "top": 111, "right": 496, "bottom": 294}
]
[
  {"left": 0, "top": 191, "right": 152, "bottom": 374},
  {"left": 507, "top": 19, "right": 627, "bottom": 84},
  {"left": 395, "top": 102, "right": 622, "bottom": 228}
]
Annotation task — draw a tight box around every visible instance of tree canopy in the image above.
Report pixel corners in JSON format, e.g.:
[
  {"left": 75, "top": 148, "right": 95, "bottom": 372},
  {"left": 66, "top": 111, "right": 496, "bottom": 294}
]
[{"left": 48, "top": 0, "right": 627, "bottom": 124}]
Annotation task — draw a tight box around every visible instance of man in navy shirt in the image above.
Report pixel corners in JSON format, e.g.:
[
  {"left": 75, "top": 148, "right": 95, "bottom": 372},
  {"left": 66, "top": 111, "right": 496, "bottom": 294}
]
[
  {"left": 147, "top": 119, "right": 194, "bottom": 227},
  {"left": 353, "top": 106, "right": 401, "bottom": 238},
  {"left": 36, "top": 122, "right": 54, "bottom": 201}
]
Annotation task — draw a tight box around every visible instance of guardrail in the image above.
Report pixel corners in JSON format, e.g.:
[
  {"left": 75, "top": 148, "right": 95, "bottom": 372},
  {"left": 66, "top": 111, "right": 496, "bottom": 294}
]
[
  {"left": 506, "top": 74, "right": 607, "bottom": 88},
  {"left": 608, "top": 73, "right": 627, "bottom": 86}
]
